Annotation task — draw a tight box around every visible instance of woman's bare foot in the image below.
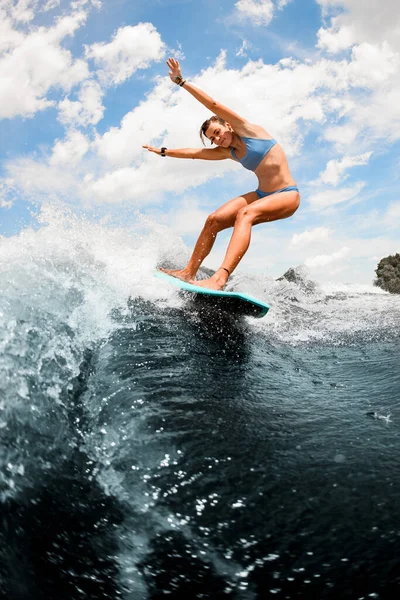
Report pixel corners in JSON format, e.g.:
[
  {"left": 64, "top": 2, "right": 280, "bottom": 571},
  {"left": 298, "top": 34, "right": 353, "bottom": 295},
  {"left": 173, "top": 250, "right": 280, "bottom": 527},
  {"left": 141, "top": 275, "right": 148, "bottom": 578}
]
[
  {"left": 190, "top": 270, "right": 228, "bottom": 291},
  {"left": 159, "top": 267, "right": 195, "bottom": 283}
]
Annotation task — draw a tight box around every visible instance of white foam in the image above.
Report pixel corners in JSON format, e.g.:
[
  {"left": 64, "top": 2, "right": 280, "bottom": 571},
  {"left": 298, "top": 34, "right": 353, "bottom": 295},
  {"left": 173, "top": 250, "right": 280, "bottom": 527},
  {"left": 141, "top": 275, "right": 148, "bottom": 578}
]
[{"left": 1, "top": 201, "right": 399, "bottom": 352}]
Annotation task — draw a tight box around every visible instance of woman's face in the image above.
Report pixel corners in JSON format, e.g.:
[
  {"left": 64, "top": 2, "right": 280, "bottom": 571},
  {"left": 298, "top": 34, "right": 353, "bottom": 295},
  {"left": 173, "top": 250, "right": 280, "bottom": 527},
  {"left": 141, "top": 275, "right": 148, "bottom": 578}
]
[{"left": 205, "top": 122, "right": 233, "bottom": 147}]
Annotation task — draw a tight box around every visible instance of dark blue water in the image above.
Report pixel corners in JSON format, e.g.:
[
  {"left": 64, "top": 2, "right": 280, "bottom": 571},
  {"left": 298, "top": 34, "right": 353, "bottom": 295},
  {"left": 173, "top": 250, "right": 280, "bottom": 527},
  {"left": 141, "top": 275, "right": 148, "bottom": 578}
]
[{"left": 1, "top": 209, "right": 400, "bottom": 599}]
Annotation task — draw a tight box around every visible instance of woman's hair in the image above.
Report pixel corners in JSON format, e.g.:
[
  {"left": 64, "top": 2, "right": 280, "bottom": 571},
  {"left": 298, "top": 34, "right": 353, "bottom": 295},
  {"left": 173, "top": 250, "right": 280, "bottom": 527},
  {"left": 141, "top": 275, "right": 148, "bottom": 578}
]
[{"left": 199, "top": 116, "right": 227, "bottom": 146}]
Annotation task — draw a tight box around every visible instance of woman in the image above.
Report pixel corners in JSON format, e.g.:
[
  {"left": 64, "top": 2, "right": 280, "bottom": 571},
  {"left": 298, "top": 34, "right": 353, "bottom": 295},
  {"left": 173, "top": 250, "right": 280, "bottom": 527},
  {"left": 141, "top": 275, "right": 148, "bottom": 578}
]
[{"left": 143, "top": 58, "right": 300, "bottom": 290}]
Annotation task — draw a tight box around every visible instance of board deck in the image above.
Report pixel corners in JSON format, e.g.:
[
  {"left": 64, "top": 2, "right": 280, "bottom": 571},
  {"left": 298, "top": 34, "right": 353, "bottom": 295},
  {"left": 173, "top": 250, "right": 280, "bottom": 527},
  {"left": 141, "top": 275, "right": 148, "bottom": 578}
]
[{"left": 155, "top": 270, "right": 270, "bottom": 318}]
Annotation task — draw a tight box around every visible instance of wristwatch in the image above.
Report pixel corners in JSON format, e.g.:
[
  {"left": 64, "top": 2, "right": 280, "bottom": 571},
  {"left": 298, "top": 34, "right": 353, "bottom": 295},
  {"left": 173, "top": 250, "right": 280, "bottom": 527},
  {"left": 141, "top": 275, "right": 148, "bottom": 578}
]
[
  {"left": 161, "top": 147, "right": 167, "bottom": 157},
  {"left": 173, "top": 76, "right": 186, "bottom": 86}
]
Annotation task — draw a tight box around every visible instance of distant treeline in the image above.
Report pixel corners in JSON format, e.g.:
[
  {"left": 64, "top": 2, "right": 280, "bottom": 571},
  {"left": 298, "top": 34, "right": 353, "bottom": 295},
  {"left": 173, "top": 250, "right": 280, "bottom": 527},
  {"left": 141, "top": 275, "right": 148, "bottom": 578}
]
[{"left": 374, "top": 253, "right": 400, "bottom": 294}]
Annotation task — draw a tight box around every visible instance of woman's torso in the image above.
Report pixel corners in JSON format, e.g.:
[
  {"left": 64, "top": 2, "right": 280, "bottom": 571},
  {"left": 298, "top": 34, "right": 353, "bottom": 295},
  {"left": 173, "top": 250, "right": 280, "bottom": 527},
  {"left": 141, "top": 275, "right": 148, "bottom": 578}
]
[{"left": 230, "top": 125, "right": 297, "bottom": 193}]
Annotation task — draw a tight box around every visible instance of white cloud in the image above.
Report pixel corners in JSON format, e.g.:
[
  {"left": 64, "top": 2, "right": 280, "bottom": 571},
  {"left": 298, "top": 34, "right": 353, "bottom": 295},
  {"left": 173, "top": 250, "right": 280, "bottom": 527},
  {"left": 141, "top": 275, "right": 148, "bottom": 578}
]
[
  {"left": 93, "top": 51, "right": 351, "bottom": 173},
  {"left": 85, "top": 166, "right": 152, "bottom": 203},
  {"left": 158, "top": 196, "right": 210, "bottom": 236},
  {"left": 86, "top": 23, "right": 166, "bottom": 86},
  {"left": 233, "top": 0, "right": 292, "bottom": 27},
  {"left": 307, "top": 182, "right": 365, "bottom": 210},
  {"left": 236, "top": 39, "right": 251, "bottom": 58},
  {"left": 234, "top": 0, "right": 275, "bottom": 26},
  {"left": 382, "top": 201, "right": 400, "bottom": 228},
  {"left": 0, "top": 13, "right": 24, "bottom": 52},
  {"left": 323, "top": 124, "right": 359, "bottom": 148},
  {"left": 317, "top": 152, "right": 372, "bottom": 186},
  {"left": 58, "top": 80, "right": 104, "bottom": 127},
  {"left": 316, "top": 0, "right": 400, "bottom": 50},
  {"left": 0, "top": 10, "right": 89, "bottom": 119},
  {"left": 0, "top": 199, "right": 13, "bottom": 209},
  {"left": 3, "top": 46, "right": 389, "bottom": 208},
  {"left": 3, "top": 0, "right": 63, "bottom": 23},
  {"left": 42, "top": 0, "right": 61, "bottom": 10},
  {"left": 9, "top": 0, "right": 36, "bottom": 23},
  {"left": 92, "top": 76, "right": 208, "bottom": 166},
  {"left": 317, "top": 24, "right": 356, "bottom": 54},
  {"left": 290, "top": 227, "right": 331, "bottom": 247},
  {"left": 71, "top": 0, "right": 102, "bottom": 8},
  {"left": 50, "top": 130, "right": 90, "bottom": 166},
  {"left": 305, "top": 246, "right": 349, "bottom": 268},
  {"left": 84, "top": 154, "right": 230, "bottom": 205},
  {"left": 296, "top": 234, "right": 399, "bottom": 284},
  {"left": 315, "top": 0, "right": 400, "bottom": 149},
  {"left": 347, "top": 42, "right": 398, "bottom": 88},
  {"left": 2, "top": 157, "right": 81, "bottom": 202}
]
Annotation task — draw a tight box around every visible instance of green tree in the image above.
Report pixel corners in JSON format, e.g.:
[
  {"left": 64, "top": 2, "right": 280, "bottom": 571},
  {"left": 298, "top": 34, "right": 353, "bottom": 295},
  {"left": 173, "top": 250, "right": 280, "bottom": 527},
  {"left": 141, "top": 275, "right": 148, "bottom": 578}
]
[{"left": 374, "top": 253, "right": 400, "bottom": 294}]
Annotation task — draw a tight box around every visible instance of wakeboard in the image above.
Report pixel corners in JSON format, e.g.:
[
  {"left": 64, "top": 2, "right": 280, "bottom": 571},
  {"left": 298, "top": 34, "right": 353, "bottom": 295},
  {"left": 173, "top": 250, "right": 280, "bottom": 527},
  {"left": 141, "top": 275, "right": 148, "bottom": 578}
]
[{"left": 155, "top": 270, "right": 269, "bottom": 319}]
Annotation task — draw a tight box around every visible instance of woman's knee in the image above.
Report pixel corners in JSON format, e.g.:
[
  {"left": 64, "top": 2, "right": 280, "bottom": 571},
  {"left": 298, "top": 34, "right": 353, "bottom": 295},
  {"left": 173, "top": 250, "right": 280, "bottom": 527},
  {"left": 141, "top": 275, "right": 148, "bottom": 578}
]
[
  {"left": 205, "top": 211, "right": 227, "bottom": 233},
  {"left": 235, "top": 206, "right": 253, "bottom": 223}
]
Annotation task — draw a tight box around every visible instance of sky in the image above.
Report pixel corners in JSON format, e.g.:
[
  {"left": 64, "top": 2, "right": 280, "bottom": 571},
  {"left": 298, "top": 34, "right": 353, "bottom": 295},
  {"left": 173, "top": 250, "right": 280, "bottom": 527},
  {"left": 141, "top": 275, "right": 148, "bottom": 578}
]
[{"left": 0, "top": 0, "right": 399, "bottom": 284}]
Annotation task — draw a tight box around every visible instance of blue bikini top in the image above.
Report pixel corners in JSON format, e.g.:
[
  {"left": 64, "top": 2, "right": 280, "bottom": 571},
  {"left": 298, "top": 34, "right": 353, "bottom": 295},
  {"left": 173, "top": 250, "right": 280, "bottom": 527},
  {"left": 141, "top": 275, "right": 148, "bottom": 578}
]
[{"left": 231, "top": 137, "right": 277, "bottom": 172}]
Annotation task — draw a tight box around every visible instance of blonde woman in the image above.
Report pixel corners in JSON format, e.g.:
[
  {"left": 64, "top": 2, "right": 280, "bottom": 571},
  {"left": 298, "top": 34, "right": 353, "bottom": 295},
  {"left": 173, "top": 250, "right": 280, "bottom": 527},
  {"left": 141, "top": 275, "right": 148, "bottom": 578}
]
[{"left": 143, "top": 58, "right": 300, "bottom": 290}]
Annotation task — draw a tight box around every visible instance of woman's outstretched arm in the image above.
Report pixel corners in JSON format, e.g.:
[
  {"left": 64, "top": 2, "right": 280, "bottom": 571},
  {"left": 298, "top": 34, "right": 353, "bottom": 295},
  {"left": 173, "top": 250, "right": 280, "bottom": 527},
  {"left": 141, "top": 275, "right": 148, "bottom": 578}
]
[
  {"left": 166, "top": 58, "right": 248, "bottom": 129},
  {"left": 142, "top": 145, "right": 229, "bottom": 160}
]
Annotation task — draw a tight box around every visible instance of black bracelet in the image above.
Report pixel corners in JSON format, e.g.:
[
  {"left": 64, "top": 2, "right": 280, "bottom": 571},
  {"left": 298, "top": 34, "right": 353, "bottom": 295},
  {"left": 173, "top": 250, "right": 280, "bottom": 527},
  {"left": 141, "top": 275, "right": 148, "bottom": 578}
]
[
  {"left": 161, "top": 147, "right": 167, "bottom": 157},
  {"left": 179, "top": 80, "right": 186, "bottom": 87}
]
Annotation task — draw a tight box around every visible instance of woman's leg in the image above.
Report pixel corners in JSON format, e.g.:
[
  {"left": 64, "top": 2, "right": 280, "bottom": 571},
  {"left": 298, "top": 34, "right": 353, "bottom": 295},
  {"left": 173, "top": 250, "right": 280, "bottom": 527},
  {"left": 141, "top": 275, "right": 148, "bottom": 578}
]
[
  {"left": 195, "top": 189, "right": 300, "bottom": 290},
  {"left": 160, "top": 191, "right": 258, "bottom": 281}
]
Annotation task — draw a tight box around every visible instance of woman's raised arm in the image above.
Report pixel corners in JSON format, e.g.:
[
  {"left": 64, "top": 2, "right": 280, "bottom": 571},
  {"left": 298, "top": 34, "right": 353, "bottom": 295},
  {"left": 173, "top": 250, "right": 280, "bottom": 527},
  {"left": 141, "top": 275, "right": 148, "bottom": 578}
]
[{"left": 166, "top": 58, "right": 248, "bottom": 130}]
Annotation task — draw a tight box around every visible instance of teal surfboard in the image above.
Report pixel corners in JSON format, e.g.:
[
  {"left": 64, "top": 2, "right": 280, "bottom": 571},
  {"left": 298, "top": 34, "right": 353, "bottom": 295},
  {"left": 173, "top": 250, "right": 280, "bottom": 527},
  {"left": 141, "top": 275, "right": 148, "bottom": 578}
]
[{"left": 155, "top": 271, "right": 270, "bottom": 318}]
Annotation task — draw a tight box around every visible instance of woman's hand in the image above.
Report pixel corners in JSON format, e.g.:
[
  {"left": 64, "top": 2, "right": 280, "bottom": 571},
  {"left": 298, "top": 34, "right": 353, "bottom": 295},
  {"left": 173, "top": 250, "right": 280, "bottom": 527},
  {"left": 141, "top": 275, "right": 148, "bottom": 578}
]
[
  {"left": 142, "top": 145, "right": 162, "bottom": 155},
  {"left": 166, "top": 57, "right": 182, "bottom": 82}
]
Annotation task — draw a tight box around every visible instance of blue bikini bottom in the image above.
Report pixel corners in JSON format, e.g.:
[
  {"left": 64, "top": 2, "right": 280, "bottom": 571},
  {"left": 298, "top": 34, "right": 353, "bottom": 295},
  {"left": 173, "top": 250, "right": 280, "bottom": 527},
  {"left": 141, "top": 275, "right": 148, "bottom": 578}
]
[{"left": 255, "top": 185, "right": 299, "bottom": 199}]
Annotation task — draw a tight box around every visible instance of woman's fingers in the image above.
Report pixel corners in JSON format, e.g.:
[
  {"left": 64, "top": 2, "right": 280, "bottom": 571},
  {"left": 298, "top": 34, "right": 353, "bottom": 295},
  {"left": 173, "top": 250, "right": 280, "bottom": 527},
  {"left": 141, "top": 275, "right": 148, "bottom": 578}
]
[
  {"left": 166, "top": 57, "right": 181, "bottom": 74},
  {"left": 142, "top": 145, "right": 161, "bottom": 154}
]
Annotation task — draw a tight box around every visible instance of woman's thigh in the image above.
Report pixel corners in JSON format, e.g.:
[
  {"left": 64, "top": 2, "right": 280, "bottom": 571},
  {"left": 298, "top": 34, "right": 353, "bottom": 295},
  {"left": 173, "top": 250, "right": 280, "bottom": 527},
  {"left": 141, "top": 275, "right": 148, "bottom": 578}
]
[
  {"left": 212, "top": 191, "right": 259, "bottom": 229},
  {"left": 246, "top": 190, "right": 300, "bottom": 225}
]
